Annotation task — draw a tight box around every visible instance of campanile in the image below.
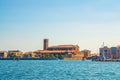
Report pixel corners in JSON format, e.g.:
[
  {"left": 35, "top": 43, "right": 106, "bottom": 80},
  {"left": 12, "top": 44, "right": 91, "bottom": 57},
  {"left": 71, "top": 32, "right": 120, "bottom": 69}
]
[{"left": 43, "top": 39, "right": 49, "bottom": 50}]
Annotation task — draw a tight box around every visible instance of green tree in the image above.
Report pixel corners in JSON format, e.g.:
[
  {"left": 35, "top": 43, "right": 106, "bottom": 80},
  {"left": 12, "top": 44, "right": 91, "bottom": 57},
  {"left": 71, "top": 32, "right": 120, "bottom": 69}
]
[{"left": 10, "top": 53, "right": 17, "bottom": 58}]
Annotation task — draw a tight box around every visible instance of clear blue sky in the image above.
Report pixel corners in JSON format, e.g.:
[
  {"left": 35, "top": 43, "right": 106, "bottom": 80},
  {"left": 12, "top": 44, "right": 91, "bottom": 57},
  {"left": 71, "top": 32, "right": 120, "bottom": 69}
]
[{"left": 1, "top": 0, "right": 120, "bottom": 53}]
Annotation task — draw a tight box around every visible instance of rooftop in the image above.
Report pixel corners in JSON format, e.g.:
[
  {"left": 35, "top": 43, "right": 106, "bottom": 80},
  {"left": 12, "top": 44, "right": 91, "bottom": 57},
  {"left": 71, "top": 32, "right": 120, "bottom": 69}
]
[
  {"left": 48, "top": 45, "right": 79, "bottom": 48},
  {"left": 34, "top": 50, "right": 68, "bottom": 54}
]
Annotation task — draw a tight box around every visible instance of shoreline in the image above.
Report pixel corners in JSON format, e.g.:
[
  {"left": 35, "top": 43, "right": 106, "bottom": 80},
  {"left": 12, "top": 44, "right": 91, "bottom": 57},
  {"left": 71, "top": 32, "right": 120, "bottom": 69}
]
[{"left": 0, "top": 58, "right": 59, "bottom": 60}]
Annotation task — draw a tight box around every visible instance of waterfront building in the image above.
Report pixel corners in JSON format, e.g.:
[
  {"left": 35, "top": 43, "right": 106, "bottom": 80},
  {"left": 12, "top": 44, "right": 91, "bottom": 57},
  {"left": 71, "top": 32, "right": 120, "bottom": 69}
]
[
  {"left": 81, "top": 49, "right": 91, "bottom": 59},
  {"left": 34, "top": 39, "right": 82, "bottom": 59},
  {"left": 116, "top": 46, "right": 120, "bottom": 59},
  {"left": 34, "top": 50, "right": 71, "bottom": 59},
  {"left": 100, "top": 46, "right": 120, "bottom": 60},
  {"left": 100, "top": 46, "right": 111, "bottom": 60},
  {"left": 71, "top": 52, "right": 84, "bottom": 60},
  {"left": 111, "top": 47, "right": 117, "bottom": 59},
  {"left": 23, "top": 52, "right": 36, "bottom": 58},
  {"left": 43, "top": 39, "right": 80, "bottom": 53},
  {"left": 0, "top": 51, "right": 7, "bottom": 58},
  {"left": 8, "top": 50, "right": 23, "bottom": 58},
  {"left": 47, "top": 45, "right": 79, "bottom": 52}
]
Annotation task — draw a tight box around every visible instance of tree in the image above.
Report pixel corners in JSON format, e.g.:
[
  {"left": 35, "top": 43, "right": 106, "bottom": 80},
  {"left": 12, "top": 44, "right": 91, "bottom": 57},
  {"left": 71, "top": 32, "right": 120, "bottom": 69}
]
[{"left": 10, "top": 53, "right": 17, "bottom": 58}]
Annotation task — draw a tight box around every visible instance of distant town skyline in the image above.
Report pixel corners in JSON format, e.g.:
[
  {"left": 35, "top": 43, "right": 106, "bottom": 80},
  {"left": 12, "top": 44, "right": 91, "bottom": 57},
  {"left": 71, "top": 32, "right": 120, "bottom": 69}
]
[{"left": 1, "top": 0, "right": 120, "bottom": 53}]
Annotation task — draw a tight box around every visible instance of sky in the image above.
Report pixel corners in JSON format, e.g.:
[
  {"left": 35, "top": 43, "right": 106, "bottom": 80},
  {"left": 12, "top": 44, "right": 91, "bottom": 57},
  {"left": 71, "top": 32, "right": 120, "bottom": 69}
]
[{"left": 1, "top": 0, "right": 120, "bottom": 53}]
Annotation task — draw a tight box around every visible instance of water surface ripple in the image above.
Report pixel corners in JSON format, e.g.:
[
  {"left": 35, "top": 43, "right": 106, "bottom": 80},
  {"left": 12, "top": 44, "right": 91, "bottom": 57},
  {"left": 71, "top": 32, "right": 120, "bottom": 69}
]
[{"left": 0, "top": 60, "right": 119, "bottom": 80}]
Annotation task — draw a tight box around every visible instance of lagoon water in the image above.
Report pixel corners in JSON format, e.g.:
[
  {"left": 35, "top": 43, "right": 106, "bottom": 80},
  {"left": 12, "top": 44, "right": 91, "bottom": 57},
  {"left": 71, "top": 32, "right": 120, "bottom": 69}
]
[{"left": 0, "top": 60, "right": 120, "bottom": 80}]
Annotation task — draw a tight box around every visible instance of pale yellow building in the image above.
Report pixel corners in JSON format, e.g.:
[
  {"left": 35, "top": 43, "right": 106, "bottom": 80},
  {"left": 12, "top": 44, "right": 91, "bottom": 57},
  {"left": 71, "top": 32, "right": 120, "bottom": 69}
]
[
  {"left": 8, "top": 50, "right": 23, "bottom": 58},
  {"left": 23, "top": 52, "right": 36, "bottom": 58},
  {"left": 0, "top": 51, "right": 7, "bottom": 58}
]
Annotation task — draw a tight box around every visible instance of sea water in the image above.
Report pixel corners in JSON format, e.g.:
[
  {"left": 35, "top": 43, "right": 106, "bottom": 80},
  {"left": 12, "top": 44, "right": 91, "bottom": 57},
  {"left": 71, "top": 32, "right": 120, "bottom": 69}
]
[{"left": 0, "top": 60, "right": 120, "bottom": 80}]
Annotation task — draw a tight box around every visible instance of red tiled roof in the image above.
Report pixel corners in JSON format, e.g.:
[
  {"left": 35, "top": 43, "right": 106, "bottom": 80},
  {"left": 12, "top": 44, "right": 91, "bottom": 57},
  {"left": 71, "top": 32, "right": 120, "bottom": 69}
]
[
  {"left": 48, "top": 45, "right": 79, "bottom": 48},
  {"left": 34, "top": 50, "right": 77, "bottom": 54}
]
